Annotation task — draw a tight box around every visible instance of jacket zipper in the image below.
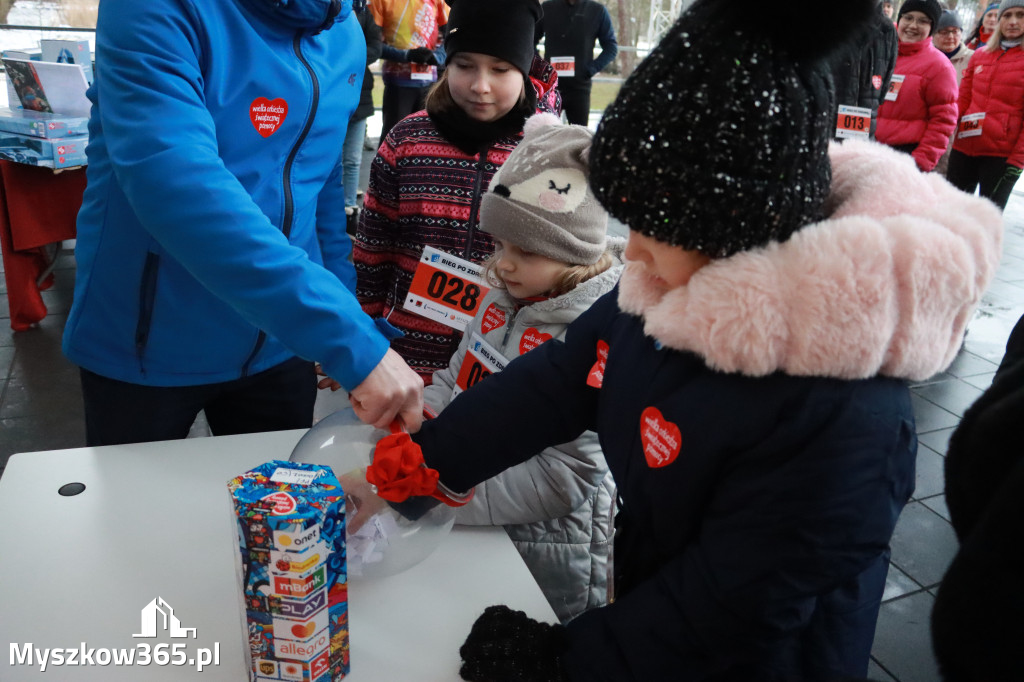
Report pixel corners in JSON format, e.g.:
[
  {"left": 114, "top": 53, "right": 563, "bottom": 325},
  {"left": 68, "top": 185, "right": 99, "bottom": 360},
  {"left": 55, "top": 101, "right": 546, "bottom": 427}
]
[
  {"left": 462, "top": 150, "right": 488, "bottom": 260},
  {"left": 500, "top": 306, "right": 520, "bottom": 348},
  {"left": 241, "top": 31, "right": 321, "bottom": 378}
]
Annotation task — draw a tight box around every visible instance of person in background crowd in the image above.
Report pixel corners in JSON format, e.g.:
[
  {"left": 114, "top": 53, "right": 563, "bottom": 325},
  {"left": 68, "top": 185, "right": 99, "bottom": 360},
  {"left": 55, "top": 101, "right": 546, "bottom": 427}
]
[
  {"left": 370, "top": 0, "right": 448, "bottom": 142},
  {"left": 931, "top": 313, "right": 1024, "bottom": 682},
  {"left": 535, "top": 0, "right": 618, "bottom": 126},
  {"left": 967, "top": 1, "right": 1001, "bottom": 48},
  {"left": 935, "top": 9, "right": 975, "bottom": 81},
  {"left": 63, "top": 0, "right": 425, "bottom": 446},
  {"left": 343, "top": 6, "right": 382, "bottom": 234},
  {"left": 424, "top": 114, "right": 620, "bottom": 624},
  {"left": 876, "top": 0, "right": 958, "bottom": 171},
  {"left": 883, "top": 0, "right": 895, "bottom": 21},
  {"left": 828, "top": 0, "right": 898, "bottom": 140},
  {"left": 947, "top": 0, "right": 1024, "bottom": 209},
  {"left": 359, "top": 0, "right": 1003, "bottom": 678},
  {"left": 933, "top": 9, "right": 974, "bottom": 175},
  {"left": 353, "top": 0, "right": 559, "bottom": 383}
]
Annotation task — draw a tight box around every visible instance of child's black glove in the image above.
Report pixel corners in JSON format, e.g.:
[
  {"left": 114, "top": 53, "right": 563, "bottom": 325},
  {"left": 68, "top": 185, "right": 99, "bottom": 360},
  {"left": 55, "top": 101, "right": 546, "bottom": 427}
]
[
  {"left": 406, "top": 47, "right": 438, "bottom": 65},
  {"left": 459, "top": 605, "right": 569, "bottom": 682}
]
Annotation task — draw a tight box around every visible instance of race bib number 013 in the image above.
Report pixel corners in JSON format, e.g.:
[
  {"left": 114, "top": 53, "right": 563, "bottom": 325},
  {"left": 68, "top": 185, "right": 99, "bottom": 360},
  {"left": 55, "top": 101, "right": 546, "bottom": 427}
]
[
  {"left": 835, "top": 104, "right": 871, "bottom": 140},
  {"left": 405, "top": 246, "right": 490, "bottom": 331},
  {"left": 452, "top": 333, "right": 508, "bottom": 399}
]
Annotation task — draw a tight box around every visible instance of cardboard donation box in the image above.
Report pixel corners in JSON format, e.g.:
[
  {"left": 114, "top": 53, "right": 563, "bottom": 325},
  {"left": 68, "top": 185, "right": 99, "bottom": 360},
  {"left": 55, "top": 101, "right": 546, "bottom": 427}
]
[{"left": 228, "top": 461, "right": 350, "bottom": 682}]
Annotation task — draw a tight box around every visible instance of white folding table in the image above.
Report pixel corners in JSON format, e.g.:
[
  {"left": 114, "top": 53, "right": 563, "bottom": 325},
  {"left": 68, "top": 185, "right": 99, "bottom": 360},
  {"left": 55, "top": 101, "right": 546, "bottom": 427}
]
[{"left": 0, "top": 429, "right": 556, "bottom": 680}]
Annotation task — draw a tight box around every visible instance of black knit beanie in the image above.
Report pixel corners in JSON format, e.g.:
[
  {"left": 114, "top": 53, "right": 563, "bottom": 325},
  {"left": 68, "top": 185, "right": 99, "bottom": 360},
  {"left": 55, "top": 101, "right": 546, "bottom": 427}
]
[
  {"left": 589, "top": 0, "right": 876, "bottom": 258},
  {"left": 898, "top": 0, "right": 943, "bottom": 34},
  {"left": 444, "top": 0, "right": 542, "bottom": 76}
]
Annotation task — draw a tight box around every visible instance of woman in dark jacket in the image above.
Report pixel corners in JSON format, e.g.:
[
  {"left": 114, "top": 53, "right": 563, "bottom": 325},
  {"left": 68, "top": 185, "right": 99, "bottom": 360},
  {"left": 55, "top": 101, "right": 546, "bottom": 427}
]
[{"left": 362, "top": 0, "right": 1004, "bottom": 679}]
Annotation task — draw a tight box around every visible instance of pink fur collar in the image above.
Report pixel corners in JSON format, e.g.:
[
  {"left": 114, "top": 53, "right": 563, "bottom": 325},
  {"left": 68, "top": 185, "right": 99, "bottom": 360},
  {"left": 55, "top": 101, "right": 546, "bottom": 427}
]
[{"left": 618, "top": 140, "right": 1003, "bottom": 381}]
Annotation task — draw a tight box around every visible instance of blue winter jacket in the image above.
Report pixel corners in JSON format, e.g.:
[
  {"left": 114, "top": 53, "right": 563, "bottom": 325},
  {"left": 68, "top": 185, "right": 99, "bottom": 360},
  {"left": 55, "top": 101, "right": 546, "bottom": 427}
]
[{"left": 63, "top": 0, "right": 391, "bottom": 388}]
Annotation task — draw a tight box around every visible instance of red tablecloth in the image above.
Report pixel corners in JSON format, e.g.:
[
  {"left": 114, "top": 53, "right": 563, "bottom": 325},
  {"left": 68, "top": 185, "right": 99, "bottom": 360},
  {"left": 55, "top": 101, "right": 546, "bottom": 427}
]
[{"left": 0, "top": 160, "right": 86, "bottom": 331}]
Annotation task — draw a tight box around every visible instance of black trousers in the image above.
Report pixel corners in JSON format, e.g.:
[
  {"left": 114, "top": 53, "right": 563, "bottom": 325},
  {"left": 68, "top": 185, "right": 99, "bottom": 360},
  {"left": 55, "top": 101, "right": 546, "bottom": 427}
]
[
  {"left": 381, "top": 84, "right": 429, "bottom": 142},
  {"left": 947, "top": 150, "right": 1016, "bottom": 210},
  {"left": 558, "top": 83, "right": 592, "bottom": 126},
  {"left": 80, "top": 356, "right": 317, "bottom": 446}
]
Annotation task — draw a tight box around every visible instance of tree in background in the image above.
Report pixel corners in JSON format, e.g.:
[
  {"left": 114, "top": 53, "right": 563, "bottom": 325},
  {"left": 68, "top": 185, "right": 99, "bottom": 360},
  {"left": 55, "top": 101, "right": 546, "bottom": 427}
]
[
  {"left": 58, "top": 0, "right": 98, "bottom": 27},
  {"left": 0, "top": 0, "right": 97, "bottom": 26},
  {"left": 0, "top": 0, "right": 18, "bottom": 25}
]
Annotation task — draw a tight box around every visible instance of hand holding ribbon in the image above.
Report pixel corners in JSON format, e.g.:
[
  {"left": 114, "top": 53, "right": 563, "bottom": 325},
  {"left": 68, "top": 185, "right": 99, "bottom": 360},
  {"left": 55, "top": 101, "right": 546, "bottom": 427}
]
[{"left": 366, "top": 421, "right": 474, "bottom": 507}]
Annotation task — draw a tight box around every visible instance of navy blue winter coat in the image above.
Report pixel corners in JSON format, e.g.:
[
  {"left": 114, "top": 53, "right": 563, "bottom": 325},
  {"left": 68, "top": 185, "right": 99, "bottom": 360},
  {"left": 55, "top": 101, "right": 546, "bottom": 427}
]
[{"left": 415, "top": 141, "right": 1004, "bottom": 681}]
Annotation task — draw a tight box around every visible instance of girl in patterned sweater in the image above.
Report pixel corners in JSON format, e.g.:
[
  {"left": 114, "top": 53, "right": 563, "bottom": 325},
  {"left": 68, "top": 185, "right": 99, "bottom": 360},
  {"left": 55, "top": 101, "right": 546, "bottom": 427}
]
[{"left": 352, "top": 0, "right": 558, "bottom": 383}]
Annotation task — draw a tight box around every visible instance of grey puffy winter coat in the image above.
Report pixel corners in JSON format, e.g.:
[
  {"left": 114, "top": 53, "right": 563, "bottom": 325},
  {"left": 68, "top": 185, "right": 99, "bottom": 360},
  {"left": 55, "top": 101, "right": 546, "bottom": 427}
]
[{"left": 423, "top": 257, "right": 622, "bottom": 622}]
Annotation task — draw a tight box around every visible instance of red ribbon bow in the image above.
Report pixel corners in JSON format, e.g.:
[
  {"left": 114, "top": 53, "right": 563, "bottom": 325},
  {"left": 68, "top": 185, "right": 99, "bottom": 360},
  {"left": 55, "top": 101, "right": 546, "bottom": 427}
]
[{"left": 365, "top": 432, "right": 440, "bottom": 502}]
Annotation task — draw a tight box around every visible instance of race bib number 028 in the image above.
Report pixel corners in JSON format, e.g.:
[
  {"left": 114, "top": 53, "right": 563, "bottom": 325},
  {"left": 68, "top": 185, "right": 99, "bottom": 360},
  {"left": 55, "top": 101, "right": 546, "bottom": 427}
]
[{"left": 405, "top": 246, "right": 490, "bottom": 331}]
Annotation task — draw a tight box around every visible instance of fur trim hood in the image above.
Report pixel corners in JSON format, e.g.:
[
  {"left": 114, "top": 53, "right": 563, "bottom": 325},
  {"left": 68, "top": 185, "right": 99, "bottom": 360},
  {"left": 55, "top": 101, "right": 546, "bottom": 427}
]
[{"left": 617, "top": 140, "right": 1003, "bottom": 381}]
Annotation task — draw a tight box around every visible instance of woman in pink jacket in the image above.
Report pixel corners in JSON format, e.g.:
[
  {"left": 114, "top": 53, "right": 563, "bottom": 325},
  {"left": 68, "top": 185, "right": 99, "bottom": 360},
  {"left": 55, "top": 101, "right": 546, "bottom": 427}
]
[
  {"left": 948, "top": 0, "right": 1024, "bottom": 209},
  {"left": 876, "top": 0, "right": 958, "bottom": 172}
]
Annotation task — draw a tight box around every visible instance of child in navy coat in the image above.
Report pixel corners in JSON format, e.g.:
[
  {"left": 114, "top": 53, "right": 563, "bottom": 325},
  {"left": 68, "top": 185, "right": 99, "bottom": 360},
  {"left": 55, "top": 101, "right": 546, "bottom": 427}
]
[{"left": 365, "top": 0, "right": 1004, "bottom": 678}]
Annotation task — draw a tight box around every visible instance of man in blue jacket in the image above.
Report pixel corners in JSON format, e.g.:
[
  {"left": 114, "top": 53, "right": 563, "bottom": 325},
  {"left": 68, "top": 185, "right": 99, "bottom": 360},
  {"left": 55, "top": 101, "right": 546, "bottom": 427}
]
[
  {"left": 62, "top": 0, "right": 423, "bottom": 445},
  {"left": 536, "top": 0, "right": 617, "bottom": 126}
]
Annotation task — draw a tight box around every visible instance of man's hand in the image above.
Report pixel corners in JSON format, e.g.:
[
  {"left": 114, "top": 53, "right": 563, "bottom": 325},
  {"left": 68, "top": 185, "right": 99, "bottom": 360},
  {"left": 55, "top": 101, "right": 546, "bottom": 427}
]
[
  {"left": 407, "top": 47, "right": 438, "bottom": 65},
  {"left": 349, "top": 348, "right": 424, "bottom": 431}
]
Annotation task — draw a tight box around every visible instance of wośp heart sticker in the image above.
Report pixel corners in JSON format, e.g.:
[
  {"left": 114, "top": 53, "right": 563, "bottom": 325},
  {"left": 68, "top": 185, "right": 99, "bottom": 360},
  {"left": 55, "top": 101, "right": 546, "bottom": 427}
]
[
  {"left": 481, "top": 303, "right": 506, "bottom": 333},
  {"left": 640, "top": 406, "right": 681, "bottom": 468},
  {"left": 519, "top": 327, "right": 552, "bottom": 355},
  {"left": 250, "top": 97, "right": 288, "bottom": 138},
  {"left": 586, "top": 339, "right": 609, "bottom": 388}
]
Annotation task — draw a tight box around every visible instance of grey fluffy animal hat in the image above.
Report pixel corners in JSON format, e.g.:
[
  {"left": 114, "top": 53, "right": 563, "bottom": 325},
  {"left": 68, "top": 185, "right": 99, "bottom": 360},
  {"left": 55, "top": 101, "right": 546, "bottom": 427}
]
[{"left": 480, "top": 113, "right": 608, "bottom": 265}]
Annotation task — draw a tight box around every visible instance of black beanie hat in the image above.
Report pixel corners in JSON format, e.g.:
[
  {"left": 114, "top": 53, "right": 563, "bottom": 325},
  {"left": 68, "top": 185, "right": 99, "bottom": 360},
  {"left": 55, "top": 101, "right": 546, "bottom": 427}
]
[
  {"left": 898, "top": 0, "right": 943, "bottom": 34},
  {"left": 444, "top": 0, "right": 542, "bottom": 76},
  {"left": 589, "top": 0, "right": 876, "bottom": 259}
]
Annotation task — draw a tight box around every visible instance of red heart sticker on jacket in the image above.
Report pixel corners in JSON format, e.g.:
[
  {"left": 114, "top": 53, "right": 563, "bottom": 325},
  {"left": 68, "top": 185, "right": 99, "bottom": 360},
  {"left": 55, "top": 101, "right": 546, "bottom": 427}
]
[
  {"left": 586, "top": 339, "right": 609, "bottom": 388},
  {"left": 250, "top": 97, "right": 288, "bottom": 137},
  {"left": 481, "top": 303, "right": 506, "bottom": 333},
  {"left": 640, "top": 407, "right": 681, "bottom": 468},
  {"left": 519, "top": 327, "right": 552, "bottom": 354}
]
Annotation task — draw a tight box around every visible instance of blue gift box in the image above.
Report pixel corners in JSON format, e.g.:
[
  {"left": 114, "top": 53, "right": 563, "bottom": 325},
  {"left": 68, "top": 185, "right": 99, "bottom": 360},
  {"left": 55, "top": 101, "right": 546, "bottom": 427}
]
[
  {"left": 0, "top": 132, "right": 87, "bottom": 168},
  {"left": 0, "top": 107, "right": 89, "bottom": 139}
]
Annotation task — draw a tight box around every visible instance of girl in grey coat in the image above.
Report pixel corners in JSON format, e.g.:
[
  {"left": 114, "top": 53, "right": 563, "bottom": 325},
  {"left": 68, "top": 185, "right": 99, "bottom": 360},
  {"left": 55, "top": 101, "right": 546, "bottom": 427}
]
[{"left": 423, "top": 113, "right": 619, "bottom": 622}]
